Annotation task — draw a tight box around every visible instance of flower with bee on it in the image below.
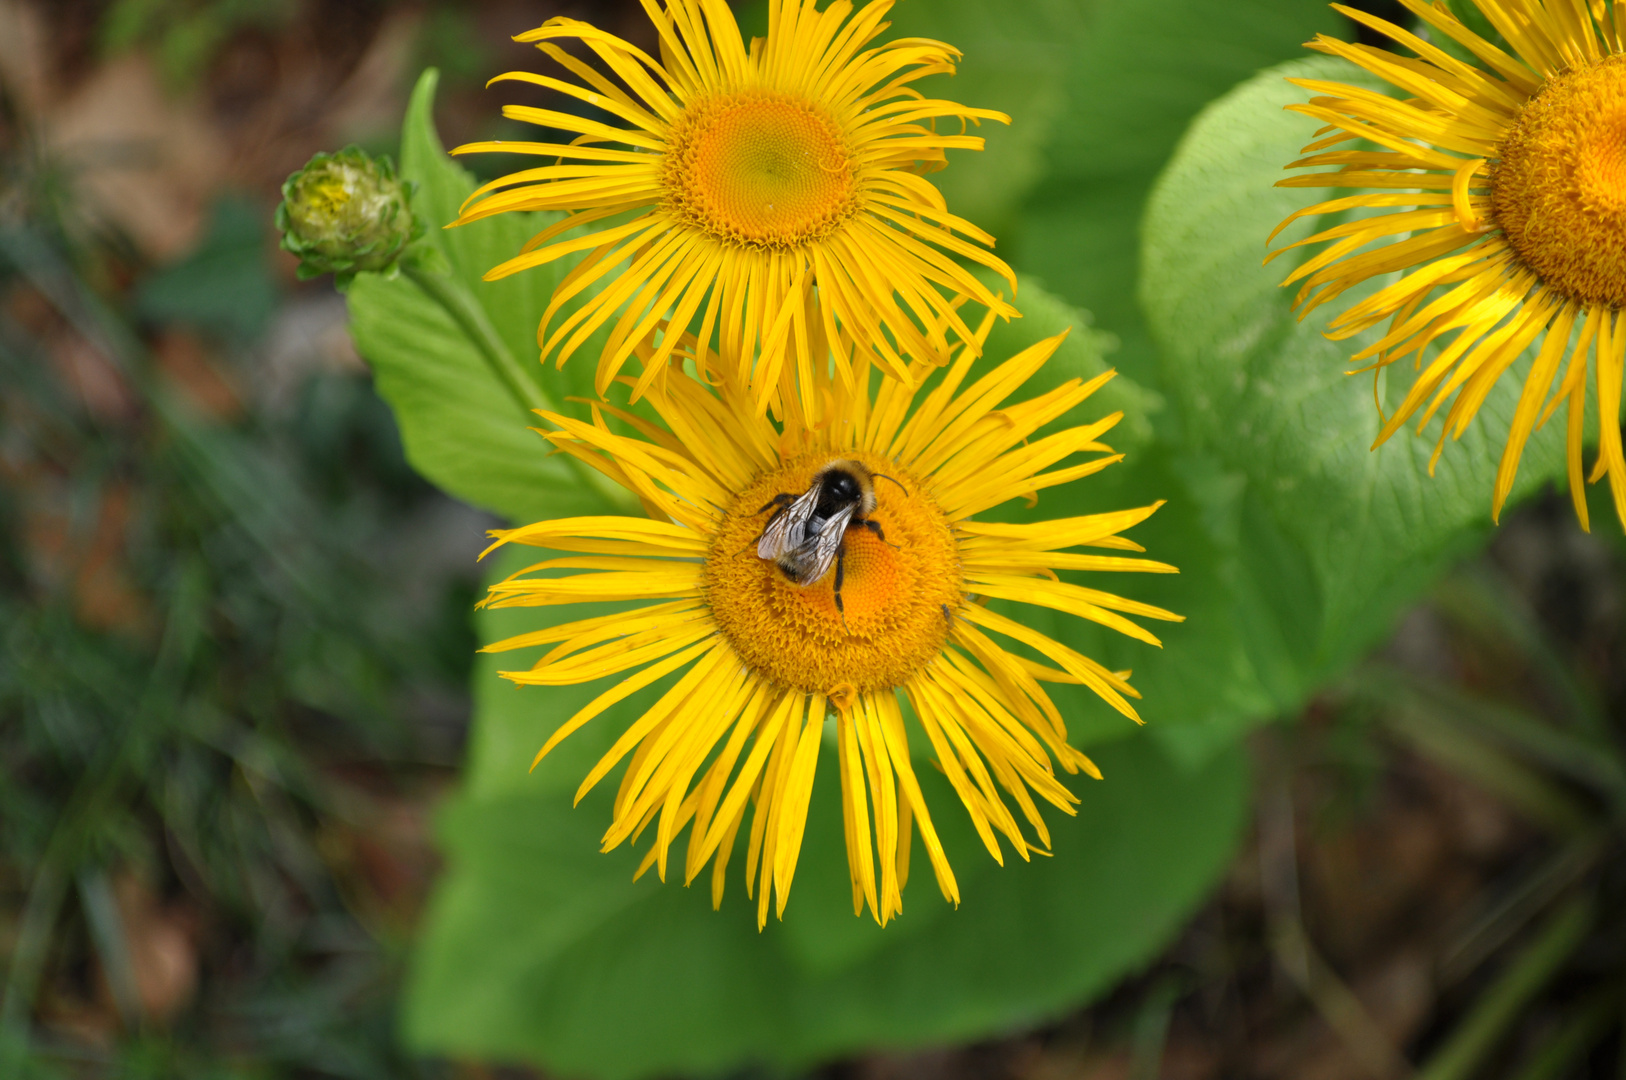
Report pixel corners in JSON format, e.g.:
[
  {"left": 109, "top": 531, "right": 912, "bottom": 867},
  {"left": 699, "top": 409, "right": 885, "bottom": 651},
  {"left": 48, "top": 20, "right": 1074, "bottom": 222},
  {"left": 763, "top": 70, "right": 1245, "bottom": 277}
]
[
  {"left": 480, "top": 316, "right": 1181, "bottom": 928},
  {"left": 449, "top": 0, "right": 1017, "bottom": 417}
]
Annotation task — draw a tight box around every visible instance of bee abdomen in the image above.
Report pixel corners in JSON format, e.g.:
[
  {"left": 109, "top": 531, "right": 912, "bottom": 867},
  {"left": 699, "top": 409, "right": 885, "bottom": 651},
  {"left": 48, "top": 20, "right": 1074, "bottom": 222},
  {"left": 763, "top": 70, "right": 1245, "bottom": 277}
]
[{"left": 775, "top": 558, "right": 812, "bottom": 584}]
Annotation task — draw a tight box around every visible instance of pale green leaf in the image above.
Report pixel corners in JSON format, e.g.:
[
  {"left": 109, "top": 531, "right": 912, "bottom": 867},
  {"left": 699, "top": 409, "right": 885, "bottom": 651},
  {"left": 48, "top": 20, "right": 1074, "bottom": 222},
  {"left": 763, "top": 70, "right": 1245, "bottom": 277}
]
[{"left": 347, "top": 70, "right": 610, "bottom": 525}]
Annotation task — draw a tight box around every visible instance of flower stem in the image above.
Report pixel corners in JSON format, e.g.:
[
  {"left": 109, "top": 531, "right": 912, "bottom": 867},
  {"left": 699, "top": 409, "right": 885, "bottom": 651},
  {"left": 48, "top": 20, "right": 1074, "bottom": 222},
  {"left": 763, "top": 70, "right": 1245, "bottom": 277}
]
[
  {"left": 402, "top": 263, "right": 631, "bottom": 511},
  {"left": 403, "top": 263, "right": 549, "bottom": 419}
]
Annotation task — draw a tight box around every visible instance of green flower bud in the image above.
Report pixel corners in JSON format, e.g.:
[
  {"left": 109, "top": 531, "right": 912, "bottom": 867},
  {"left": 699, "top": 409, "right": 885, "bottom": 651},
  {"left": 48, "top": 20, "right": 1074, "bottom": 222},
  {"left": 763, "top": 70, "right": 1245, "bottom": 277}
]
[{"left": 275, "top": 147, "right": 423, "bottom": 288}]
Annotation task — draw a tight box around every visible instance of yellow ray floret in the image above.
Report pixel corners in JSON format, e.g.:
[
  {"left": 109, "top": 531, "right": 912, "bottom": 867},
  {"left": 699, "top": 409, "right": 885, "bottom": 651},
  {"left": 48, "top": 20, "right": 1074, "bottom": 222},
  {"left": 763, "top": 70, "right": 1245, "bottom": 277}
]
[
  {"left": 451, "top": 0, "right": 1017, "bottom": 417},
  {"left": 1270, "top": 0, "right": 1626, "bottom": 530},
  {"left": 480, "top": 317, "right": 1179, "bottom": 928}
]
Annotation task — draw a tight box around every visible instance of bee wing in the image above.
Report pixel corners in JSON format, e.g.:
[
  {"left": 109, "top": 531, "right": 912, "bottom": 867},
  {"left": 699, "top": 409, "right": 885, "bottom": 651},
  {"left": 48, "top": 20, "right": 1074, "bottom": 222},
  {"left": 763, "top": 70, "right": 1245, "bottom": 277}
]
[
  {"left": 796, "top": 504, "right": 857, "bottom": 588},
  {"left": 756, "top": 486, "right": 820, "bottom": 560}
]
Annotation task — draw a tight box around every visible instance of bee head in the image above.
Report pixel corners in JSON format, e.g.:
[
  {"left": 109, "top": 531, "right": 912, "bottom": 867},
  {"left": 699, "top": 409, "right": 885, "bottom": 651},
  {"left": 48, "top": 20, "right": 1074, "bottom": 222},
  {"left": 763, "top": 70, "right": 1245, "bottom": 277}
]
[
  {"left": 819, "top": 460, "right": 878, "bottom": 516},
  {"left": 823, "top": 466, "right": 864, "bottom": 503}
]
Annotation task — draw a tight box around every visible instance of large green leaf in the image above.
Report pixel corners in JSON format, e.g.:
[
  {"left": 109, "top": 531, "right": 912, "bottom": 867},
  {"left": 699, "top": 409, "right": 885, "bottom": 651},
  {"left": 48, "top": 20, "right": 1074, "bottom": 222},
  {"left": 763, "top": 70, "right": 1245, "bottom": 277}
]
[
  {"left": 347, "top": 70, "right": 610, "bottom": 525},
  {"left": 1140, "top": 56, "right": 1570, "bottom": 714}
]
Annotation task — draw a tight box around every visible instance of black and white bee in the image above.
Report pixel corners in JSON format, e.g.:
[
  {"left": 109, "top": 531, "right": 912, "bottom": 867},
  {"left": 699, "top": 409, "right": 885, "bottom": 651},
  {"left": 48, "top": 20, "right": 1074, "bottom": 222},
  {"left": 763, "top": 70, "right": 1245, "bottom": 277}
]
[{"left": 754, "top": 459, "right": 901, "bottom": 621}]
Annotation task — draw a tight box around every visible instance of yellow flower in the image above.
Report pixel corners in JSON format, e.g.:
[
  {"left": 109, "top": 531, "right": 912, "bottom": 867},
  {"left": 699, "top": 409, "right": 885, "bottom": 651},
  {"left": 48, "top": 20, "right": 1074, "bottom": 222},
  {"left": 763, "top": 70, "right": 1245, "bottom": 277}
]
[
  {"left": 1270, "top": 0, "right": 1626, "bottom": 529},
  {"left": 480, "top": 321, "right": 1180, "bottom": 928},
  {"left": 450, "top": 0, "right": 1017, "bottom": 416}
]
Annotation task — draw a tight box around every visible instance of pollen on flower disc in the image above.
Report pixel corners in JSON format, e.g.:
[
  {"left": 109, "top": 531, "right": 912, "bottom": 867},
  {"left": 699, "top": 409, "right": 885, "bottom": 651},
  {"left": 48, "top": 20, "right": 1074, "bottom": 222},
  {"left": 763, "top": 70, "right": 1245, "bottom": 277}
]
[
  {"left": 667, "top": 92, "right": 860, "bottom": 248},
  {"left": 704, "top": 451, "right": 961, "bottom": 695},
  {"left": 1494, "top": 53, "right": 1626, "bottom": 308}
]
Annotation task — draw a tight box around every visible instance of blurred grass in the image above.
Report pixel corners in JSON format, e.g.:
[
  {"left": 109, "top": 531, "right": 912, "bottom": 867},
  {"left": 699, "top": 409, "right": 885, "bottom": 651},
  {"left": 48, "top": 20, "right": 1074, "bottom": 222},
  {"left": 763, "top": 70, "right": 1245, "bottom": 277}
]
[{"left": 0, "top": 23, "right": 482, "bottom": 1072}]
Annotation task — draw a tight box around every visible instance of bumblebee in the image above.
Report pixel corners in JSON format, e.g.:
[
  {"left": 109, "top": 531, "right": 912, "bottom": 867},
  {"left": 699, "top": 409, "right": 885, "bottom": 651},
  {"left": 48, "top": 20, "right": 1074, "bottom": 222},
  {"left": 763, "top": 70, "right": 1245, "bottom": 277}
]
[{"left": 754, "top": 460, "right": 901, "bottom": 621}]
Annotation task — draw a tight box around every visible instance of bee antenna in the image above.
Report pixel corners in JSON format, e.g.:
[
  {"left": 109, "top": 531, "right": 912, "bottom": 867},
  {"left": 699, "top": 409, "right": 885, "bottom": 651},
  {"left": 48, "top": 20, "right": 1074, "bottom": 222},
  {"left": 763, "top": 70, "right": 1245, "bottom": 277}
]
[{"left": 872, "top": 473, "right": 909, "bottom": 497}]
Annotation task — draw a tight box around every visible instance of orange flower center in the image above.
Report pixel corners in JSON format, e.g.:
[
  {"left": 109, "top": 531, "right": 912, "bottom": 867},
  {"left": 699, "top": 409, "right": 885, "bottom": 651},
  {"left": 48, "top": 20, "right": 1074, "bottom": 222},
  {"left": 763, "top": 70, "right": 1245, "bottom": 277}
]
[
  {"left": 665, "top": 92, "right": 860, "bottom": 250},
  {"left": 1494, "top": 53, "right": 1626, "bottom": 307},
  {"left": 704, "top": 451, "right": 961, "bottom": 695}
]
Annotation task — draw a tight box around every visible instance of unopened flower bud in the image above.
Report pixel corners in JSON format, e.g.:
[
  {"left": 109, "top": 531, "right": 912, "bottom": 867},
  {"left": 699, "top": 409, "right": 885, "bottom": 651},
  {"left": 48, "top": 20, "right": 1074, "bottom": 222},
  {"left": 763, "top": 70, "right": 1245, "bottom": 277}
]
[{"left": 275, "top": 147, "right": 423, "bottom": 288}]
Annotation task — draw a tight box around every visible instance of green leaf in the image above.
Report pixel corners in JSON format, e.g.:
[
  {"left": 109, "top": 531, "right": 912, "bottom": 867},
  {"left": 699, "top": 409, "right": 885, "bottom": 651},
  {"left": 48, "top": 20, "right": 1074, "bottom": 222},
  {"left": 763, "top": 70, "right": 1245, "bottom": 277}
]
[
  {"left": 881, "top": 0, "right": 1084, "bottom": 240},
  {"left": 969, "top": 270, "right": 1160, "bottom": 451},
  {"left": 1009, "top": 0, "right": 1345, "bottom": 387},
  {"left": 346, "top": 69, "right": 609, "bottom": 525},
  {"left": 1140, "top": 56, "right": 1569, "bottom": 718},
  {"left": 1025, "top": 445, "right": 1287, "bottom": 766}
]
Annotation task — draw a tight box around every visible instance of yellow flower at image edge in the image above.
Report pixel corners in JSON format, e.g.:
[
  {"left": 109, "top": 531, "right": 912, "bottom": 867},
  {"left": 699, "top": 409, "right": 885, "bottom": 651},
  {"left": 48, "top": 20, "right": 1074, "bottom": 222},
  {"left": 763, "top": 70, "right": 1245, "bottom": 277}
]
[
  {"left": 451, "top": 0, "right": 1016, "bottom": 415},
  {"left": 481, "top": 328, "right": 1180, "bottom": 928},
  {"left": 1271, "top": 0, "right": 1626, "bottom": 529}
]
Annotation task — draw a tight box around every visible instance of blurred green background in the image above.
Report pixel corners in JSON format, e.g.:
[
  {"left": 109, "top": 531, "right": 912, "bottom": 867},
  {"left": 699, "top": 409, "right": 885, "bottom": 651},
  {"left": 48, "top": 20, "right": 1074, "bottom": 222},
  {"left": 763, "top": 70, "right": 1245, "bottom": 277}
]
[{"left": 4, "top": 1, "right": 1626, "bottom": 1078}]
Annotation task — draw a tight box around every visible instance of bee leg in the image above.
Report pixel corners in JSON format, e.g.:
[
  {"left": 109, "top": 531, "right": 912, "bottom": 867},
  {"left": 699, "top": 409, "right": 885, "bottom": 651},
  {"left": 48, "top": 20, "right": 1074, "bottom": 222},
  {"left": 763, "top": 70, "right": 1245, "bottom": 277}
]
[
  {"left": 756, "top": 493, "right": 795, "bottom": 514},
  {"left": 834, "top": 548, "right": 848, "bottom": 633},
  {"left": 746, "top": 494, "right": 797, "bottom": 558},
  {"left": 860, "top": 518, "right": 898, "bottom": 550}
]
